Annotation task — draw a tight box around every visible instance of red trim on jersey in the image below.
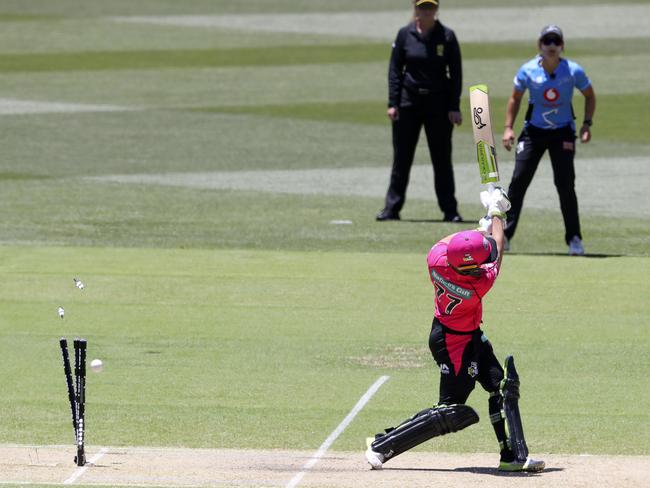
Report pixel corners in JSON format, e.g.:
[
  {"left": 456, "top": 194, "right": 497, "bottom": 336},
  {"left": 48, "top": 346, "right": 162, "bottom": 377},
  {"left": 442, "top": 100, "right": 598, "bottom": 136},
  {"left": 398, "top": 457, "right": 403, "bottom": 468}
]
[{"left": 446, "top": 333, "right": 472, "bottom": 376}]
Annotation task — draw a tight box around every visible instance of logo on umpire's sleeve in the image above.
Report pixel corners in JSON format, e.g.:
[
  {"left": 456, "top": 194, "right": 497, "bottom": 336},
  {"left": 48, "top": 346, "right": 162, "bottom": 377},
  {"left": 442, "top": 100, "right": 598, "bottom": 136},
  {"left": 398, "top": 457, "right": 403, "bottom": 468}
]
[
  {"left": 440, "top": 364, "right": 450, "bottom": 375},
  {"left": 467, "top": 361, "right": 478, "bottom": 378}
]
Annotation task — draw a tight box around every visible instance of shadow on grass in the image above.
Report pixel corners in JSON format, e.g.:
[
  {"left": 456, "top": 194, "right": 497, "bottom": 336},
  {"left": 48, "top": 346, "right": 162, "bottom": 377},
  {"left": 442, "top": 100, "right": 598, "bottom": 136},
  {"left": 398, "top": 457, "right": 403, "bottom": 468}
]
[
  {"left": 385, "top": 466, "right": 563, "bottom": 476},
  {"left": 397, "top": 219, "right": 466, "bottom": 224},
  {"left": 394, "top": 221, "right": 625, "bottom": 258},
  {"left": 505, "top": 252, "right": 624, "bottom": 259}
]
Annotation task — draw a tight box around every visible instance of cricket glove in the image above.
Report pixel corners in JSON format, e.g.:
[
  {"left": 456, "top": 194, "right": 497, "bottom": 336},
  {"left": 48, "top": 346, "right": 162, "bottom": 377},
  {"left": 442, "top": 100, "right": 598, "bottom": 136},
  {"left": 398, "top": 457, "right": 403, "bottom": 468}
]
[
  {"left": 480, "top": 190, "right": 492, "bottom": 210},
  {"left": 488, "top": 207, "right": 507, "bottom": 220},
  {"left": 487, "top": 194, "right": 509, "bottom": 220},
  {"left": 478, "top": 216, "right": 492, "bottom": 234},
  {"left": 487, "top": 188, "right": 511, "bottom": 217},
  {"left": 480, "top": 187, "right": 508, "bottom": 209}
]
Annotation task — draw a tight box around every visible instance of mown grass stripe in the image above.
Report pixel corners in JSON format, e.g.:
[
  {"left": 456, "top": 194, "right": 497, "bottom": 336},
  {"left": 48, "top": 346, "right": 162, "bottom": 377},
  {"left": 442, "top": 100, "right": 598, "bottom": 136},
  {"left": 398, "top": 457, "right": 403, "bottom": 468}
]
[
  {"left": 0, "top": 38, "right": 648, "bottom": 73},
  {"left": 190, "top": 92, "right": 650, "bottom": 145},
  {"left": 194, "top": 101, "right": 386, "bottom": 127},
  {"left": 0, "top": 13, "right": 62, "bottom": 21},
  {"left": 0, "top": 0, "right": 640, "bottom": 17},
  {"left": 0, "top": 172, "right": 51, "bottom": 181},
  {"left": 0, "top": 45, "right": 385, "bottom": 73}
]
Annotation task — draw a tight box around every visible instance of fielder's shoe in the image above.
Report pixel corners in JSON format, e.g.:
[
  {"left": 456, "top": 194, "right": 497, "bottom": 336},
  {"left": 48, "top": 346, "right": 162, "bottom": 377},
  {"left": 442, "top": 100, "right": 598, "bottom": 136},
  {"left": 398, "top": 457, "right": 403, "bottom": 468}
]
[
  {"left": 365, "top": 437, "right": 385, "bottom": 470},
  {"left": 568, "top": 236, "right": 584, "bottom": 256},
  {"left": 498, "top": 456, "right": 546, "bottom": 473}
]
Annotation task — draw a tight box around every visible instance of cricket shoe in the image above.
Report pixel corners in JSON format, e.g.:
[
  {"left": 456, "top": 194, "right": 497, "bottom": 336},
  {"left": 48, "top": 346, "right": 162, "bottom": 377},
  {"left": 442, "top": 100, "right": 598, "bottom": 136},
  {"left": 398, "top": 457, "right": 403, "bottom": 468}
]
[
  {"left": 443, "top": 212, "right": 463, "bottom": 223},
  {"left": 376, "top": 209, "right": 400, "bottom": 221},
  {"left": 568, "top": 236, "right": 584, "bottom": 256},
  {"left": 365, "top": 437, "right": 385, "bottom": 470},
  {"left": 498, "top": 456, "right": 545, "bottom": 472}
]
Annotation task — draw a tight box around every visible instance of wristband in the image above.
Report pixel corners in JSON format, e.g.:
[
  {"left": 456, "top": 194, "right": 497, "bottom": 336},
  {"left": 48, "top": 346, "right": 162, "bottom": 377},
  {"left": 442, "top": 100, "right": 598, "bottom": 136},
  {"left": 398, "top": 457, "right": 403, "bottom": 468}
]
[
  {"left": 487, "top": 209, "right": 507, "bottom": 220},
  {"left": 582, "top": 119, "right": 592, "bottom": 127}
]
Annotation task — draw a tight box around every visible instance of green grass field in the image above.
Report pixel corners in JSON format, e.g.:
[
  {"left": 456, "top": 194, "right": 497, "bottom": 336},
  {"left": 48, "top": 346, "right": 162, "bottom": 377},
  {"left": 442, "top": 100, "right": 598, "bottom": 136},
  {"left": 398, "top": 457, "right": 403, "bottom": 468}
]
[
  {"left": 1, "top": 247, "right": 648, "bottom": 455},
  {"left": 0, "top": 1, "right": 649, "bottom": 486}
]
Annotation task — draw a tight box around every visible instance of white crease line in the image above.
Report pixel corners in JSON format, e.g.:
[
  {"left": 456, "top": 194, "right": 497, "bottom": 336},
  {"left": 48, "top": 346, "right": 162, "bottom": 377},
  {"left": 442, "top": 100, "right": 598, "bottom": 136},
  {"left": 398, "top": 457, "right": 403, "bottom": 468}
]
[
  {"left": 285, "top": 375, "right": 389, "bottom": 488},
  {"left": 63, "top": 447, "right": 109, "bottom": 485}
]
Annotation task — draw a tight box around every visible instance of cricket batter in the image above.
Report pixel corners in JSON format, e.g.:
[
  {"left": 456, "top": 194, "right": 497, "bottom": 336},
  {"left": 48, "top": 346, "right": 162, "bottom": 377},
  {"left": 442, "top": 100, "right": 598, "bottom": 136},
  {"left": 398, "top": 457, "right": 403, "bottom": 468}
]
[
  {"left": 365, "top": 189, "right": 545, "bottom": 472},
  {"left": 502, "top": 25, "right": 596, "bottom": 255}
]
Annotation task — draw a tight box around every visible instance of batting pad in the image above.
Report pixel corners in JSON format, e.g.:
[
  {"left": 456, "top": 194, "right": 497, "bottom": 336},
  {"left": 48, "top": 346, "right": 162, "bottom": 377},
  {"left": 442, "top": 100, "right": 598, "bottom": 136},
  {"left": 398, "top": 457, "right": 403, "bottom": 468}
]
[{"left": 371, "top": 404, "right": 479, "bottom": 461}]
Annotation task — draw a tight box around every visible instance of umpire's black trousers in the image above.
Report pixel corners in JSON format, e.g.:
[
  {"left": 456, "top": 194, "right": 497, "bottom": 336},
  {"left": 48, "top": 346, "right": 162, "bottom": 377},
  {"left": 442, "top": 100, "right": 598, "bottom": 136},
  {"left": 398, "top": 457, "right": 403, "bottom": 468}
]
[
  {"left": 506, "top": 125, "right": 582, "bottom": 244},
  {"left": 383, "top": 104, "right": 458, "bottom": 216}
]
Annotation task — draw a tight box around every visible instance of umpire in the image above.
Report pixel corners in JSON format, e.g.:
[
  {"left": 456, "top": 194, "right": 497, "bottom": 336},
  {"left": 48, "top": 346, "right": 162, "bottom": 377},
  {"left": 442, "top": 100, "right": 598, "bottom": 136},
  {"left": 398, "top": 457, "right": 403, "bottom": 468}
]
[{"left": 377, "top": 0, "right": 463, "bottom": 223}]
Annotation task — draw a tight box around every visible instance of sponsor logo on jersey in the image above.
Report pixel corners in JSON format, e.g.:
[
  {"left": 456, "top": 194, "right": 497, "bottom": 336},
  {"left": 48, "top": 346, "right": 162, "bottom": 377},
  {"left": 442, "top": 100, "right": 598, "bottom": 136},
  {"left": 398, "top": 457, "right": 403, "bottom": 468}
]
[
  {"left": 516, "top": 141, "right": 525, "bottom": 154},
  {"left": 468, "top": 361, "right": 479, "bottom": 378},
  {"left": 440, "top": 363, "right": 450, "bottom": 374},
  {"left": 437, "top": 44, "right": 444, "bottom": 56},
  {"left": 543, "top": 88, "right": 560, "bottom": 102},
  {"left": 431, "top": 270, "right": 474, "bottom": 298}
]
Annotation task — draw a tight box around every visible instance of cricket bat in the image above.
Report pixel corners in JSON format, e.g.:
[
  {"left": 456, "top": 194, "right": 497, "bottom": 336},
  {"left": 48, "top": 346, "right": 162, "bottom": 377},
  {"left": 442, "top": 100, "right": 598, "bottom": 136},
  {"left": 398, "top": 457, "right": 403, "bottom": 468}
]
[{"left": 469, "top": 84, "right": 500, "bottom": 192}]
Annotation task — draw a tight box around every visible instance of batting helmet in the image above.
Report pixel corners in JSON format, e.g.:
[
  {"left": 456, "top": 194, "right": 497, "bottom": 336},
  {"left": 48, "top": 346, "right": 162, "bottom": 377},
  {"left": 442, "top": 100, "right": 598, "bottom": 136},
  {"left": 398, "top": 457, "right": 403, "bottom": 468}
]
[{"left": 447, "top": 231, "right": 498, "bottom": 271}]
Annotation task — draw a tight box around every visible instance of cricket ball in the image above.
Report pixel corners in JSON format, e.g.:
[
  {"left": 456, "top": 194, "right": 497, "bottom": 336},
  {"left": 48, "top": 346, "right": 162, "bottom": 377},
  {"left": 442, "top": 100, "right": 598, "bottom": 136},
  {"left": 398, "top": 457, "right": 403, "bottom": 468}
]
[{"left": 90, "top": 359, "right": 104, "bottom": 373}]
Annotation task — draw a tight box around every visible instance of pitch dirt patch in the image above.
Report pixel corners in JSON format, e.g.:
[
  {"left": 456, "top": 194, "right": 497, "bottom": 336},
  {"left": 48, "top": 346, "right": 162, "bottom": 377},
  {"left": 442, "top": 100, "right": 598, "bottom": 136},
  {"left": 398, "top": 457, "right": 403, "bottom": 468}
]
[{"left": 2, "top": 445, "right": 649, "bottom": 488}]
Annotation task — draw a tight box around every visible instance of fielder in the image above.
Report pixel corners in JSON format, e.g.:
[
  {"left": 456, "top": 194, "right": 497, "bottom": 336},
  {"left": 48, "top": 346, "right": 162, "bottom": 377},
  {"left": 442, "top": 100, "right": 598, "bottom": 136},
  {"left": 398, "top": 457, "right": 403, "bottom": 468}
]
[
  {"left": 365, "top": 189, "right": 545, "bottom": 472},
  {"left": 502, "top": 25, "right": 596, "bottom": 255}
]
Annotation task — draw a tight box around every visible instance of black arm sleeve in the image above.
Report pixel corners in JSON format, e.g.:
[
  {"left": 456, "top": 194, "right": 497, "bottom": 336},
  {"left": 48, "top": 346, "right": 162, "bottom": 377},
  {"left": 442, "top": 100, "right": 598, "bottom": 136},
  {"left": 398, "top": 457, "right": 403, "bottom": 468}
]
[
  {"left": 388, "top": 30, "right": 406, "bottom": 108},
  {"left": 446, "top": 32, "right": 462, "bottom": 112}
]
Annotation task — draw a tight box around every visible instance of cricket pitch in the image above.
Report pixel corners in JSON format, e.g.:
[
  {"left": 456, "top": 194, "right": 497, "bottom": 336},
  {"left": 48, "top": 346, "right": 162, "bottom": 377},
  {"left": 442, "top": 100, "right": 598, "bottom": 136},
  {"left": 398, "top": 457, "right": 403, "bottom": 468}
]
[{"left": 1, "top": 445, "right": 648, "bottom": 487}]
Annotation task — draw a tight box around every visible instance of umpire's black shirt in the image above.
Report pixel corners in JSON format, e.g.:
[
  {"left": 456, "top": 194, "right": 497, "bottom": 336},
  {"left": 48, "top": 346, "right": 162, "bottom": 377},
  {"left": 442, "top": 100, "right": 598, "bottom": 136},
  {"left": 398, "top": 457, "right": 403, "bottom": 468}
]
[{"left": 388, "top": 21, "right": 462, "bottom": 111}]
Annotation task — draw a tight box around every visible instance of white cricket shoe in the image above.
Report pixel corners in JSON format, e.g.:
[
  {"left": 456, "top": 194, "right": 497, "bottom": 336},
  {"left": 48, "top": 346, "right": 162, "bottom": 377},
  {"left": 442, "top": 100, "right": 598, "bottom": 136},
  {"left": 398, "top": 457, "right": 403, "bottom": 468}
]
[
  {"left": 364, "top": 439, "right": 385, "bottom": 470},
  {"left": 568, "top": 236, "right": 584, "bottom": 256},
  {"left": 499, "top": 456, "right": 546, "bottom": 472}
]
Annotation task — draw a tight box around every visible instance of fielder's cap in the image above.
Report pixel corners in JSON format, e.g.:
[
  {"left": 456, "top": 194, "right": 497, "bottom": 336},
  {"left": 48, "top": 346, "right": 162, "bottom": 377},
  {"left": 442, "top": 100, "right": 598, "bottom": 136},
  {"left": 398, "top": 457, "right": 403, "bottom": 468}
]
[
  {"left": 539, "top": 25, "right": 563, "bottom": 41},
  {"left": 415, "top": 0, "right": 439, "bottom": 6},
  {"left": 447, "top": 231, "right": 498, "bottom": 270}
]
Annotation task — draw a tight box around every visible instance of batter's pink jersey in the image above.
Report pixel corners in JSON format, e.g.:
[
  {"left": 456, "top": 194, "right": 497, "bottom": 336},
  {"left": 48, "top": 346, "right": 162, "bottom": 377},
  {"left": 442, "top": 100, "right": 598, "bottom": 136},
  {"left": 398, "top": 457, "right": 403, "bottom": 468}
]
[{"left": 427, "top": 241, "right": 500, "bottom": 332}]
